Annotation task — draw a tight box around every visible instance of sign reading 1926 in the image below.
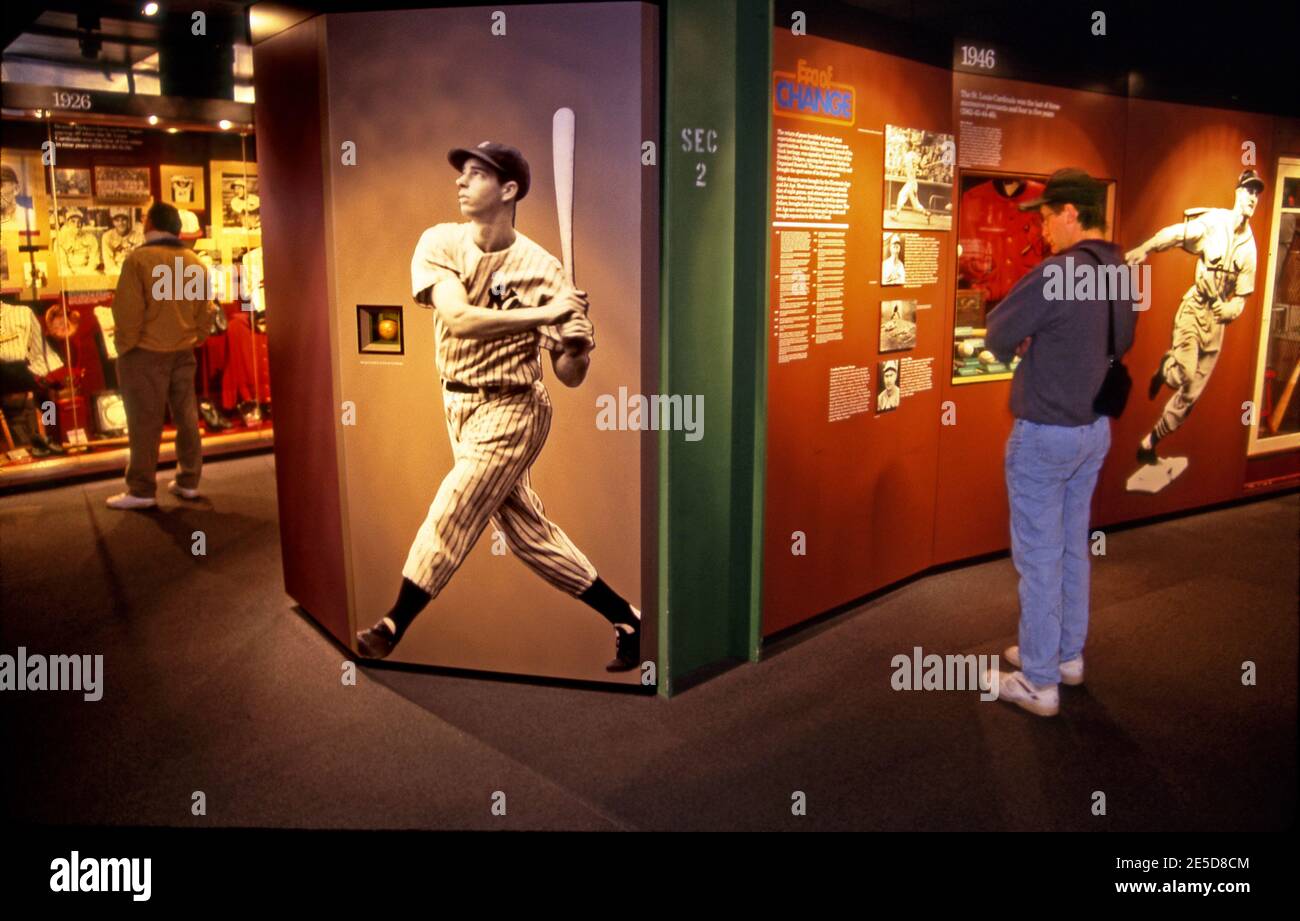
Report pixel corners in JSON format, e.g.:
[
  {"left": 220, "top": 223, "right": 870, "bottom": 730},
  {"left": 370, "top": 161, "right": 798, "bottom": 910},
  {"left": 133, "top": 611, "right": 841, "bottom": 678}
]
[{"left": 51, "top": 91, "right": 93, "bottom": 111}]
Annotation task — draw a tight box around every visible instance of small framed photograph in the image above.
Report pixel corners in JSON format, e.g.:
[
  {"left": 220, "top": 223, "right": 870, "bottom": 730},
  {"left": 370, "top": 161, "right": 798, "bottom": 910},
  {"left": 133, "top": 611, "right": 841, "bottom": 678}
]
[
  {"left": 93, "top": 165, "right": 152, "bottom": 202},
  {"left": 160, "top": 164, "right": 206, "bottom": 210},
  {"left": 879, "top": 298, "right": 918, "bottom": 352},
  {"left": 883, "top": 124, "right": 954, "bottom": 231},
  {"left": 882, "top": 232, "right": 907, "bottom": 286},
  {"left": 21, "top": 250, "right": 59, "bottom": 297},
  {"left": 53, "top": 168, "right": 93, "bottom": 197},
  {"left": 210, "top": 160, "right": 260, "bottom": 241},
  {"left": 876, "top": 359, "right": 901, "bottom": 413}
]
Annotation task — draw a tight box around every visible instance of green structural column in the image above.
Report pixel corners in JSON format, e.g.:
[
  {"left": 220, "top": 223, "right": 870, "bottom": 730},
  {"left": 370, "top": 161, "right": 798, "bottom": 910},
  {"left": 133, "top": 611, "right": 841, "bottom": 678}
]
[{"left": 660, "top": 0, "right": 772, "bottom": 694}]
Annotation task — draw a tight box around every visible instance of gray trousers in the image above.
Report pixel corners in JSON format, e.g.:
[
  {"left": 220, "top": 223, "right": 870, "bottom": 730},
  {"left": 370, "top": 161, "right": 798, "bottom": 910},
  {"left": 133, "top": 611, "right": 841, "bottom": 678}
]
[{"left": 118, "top": 348, "right": 201, "bottom": 497}]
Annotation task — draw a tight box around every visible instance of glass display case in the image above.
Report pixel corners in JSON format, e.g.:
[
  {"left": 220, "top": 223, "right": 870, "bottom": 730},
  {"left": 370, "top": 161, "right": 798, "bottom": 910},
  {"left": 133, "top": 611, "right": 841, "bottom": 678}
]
[{"left": 1, "top": 113, "right": 270, "bottom": 486}]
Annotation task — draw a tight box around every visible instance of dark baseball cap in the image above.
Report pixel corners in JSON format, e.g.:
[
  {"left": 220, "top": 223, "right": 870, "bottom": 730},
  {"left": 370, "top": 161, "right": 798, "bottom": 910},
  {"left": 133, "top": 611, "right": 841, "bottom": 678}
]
[
  {"left": 1018, "top": 168, "right": 1106, "bottom": 212},
  {"left": 0, "top": 164, "right": 17, "bottom": 184},
  {"left": 448, "top": 142, "right": 531, "bottom": 201},
  {"left": 1237, "top": 169, "right": 1265, "bottom": 193}
]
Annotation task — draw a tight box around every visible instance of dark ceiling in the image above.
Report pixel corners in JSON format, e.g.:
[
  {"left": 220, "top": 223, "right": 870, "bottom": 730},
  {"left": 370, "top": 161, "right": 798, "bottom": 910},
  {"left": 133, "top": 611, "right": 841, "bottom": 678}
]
[{"left": 4, "top": 1, "right": 1297, "bottom": 116}]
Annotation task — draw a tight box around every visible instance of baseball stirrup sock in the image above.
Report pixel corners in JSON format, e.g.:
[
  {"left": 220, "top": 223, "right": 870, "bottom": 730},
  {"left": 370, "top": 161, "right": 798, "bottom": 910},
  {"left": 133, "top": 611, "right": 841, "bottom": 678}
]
[
  {"left": 384, "top": 578, "right": 433, "bottom": 638},
  {"left": 577, "top": 577, "right": 639, "bottom": 629}
]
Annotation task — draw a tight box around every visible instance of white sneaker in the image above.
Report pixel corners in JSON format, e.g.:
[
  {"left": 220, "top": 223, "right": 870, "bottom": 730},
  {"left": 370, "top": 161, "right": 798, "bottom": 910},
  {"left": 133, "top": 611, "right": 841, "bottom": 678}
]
[
  {"left": 1004, "top": 646, "right": 1084, "bottom": 686},
  {"left": 106, "top": 492, "right": 157, "bottom": 510},
  {"left": 168, "top": 480, "right": 201, "bottom": 500},
  {"left": 984, "top": 668, "right": 1059, "bottom": 717}
]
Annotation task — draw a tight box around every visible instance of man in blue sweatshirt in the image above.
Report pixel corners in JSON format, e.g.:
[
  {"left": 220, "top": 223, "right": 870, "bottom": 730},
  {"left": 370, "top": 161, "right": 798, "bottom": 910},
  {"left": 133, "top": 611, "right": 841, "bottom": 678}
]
[{"left": 981, "top": 168, "right": 1136, "bottom": 717}]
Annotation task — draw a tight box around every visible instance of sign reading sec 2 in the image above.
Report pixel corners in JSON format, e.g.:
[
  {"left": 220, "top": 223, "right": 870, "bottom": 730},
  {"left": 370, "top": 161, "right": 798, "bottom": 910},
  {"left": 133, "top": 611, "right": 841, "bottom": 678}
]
[{"left": 681, "top": 128, "right": 718, "bottom": 188}]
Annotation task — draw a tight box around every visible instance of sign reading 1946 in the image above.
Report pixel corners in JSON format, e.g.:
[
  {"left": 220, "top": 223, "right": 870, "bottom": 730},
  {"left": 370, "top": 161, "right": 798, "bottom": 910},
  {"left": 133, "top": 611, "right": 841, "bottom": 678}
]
[{"left": 959, "top": 46, "right": 996, "bottom": 70}]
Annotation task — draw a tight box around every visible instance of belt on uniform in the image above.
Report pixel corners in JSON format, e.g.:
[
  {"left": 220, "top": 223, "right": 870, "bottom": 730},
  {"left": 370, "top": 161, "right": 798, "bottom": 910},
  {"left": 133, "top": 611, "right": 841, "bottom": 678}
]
[{"left": 443, "top": 380, "right": 532, "bottom": 398}]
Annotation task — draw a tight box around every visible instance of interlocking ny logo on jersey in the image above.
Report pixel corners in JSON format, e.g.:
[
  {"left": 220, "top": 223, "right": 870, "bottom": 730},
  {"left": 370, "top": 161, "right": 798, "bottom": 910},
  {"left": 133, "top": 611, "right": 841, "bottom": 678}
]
[
  {"left": 773, "top": 58, "right": 855, "bottom": 126},
  {"left": 488, "top": 280, "right": 521, "bottom": 310}
]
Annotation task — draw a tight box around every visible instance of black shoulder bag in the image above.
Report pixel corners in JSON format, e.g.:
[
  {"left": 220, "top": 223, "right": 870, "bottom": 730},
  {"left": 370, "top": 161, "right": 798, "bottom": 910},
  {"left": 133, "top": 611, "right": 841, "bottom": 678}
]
[{"left": 1092, "top": 255, "right": 1131, "bottom": 418}]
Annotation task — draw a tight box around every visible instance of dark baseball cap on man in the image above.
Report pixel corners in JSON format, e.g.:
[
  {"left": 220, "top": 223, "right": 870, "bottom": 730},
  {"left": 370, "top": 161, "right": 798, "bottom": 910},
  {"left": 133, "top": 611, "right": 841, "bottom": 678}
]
[
  {"left": 1018, "top": 168, "right": 1106, "bottom": 212},
  {"left": 447, "top": 141, "right": 531, "bottom": 201},
  {"left": 1237, "top": 169, "right": 1265, "bottom": 192}
]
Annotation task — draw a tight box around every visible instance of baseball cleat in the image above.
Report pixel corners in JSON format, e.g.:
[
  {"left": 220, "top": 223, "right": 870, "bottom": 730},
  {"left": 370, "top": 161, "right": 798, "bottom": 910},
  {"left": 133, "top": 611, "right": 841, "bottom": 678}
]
[
  {"left": 606, "top": 623, "right": 640, "bottom": 673},
  {"left": 1136, "top": 443, "right": 1159, "bottom": 466},
  {"left": 983, "top": 668, "right": 1059, "bottom": 717},
  {"left": 1004, "top": 646, "right": 1084, "bottom": 686},
  {"left": 355, "top": 622, "right": 399, "bottom": 660}
]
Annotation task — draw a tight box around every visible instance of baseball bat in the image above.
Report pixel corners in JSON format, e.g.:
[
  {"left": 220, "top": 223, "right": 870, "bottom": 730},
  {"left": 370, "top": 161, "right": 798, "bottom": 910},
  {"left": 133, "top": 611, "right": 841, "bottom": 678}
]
[{"left": 552, "top": 106, "right": 576, "bottom": 287}]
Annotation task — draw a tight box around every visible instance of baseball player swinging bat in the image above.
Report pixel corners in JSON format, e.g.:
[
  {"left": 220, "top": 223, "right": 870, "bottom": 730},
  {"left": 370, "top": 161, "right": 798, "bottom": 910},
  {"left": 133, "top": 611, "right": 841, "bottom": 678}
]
[{"left": 354, "top": 110, "right": 641, "bottom": 672}]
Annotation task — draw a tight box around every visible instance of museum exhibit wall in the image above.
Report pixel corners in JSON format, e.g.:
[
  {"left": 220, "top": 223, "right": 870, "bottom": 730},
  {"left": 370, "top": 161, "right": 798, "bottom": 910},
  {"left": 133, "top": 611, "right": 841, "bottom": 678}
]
[
  {"left": 254, "top": 3, "right": 658, "bottom": 684},
  {"left": 764, "top": 32, "right": 953, "bottom": 635},
  {"left": 1, "top": 120, "right": 268, "bottom": 487},
  {"left": 761, "top": 26, "right": 1300, "bottom": 635}
]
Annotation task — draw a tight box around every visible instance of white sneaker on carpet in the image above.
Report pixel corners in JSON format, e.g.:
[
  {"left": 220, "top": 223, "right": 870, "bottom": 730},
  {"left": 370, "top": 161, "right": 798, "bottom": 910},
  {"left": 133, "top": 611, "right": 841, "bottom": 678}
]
[
  {"left": 1004, "top": 646, "right": 1084, "bottom": 686},
  {"left": 168, "top": 480, "right": 201, "bottom": 500},
  {"left": 984, "top": 667, "right": 1059, "bottom": 717},
  {"left": 106, "top": 492, "right": 157, "bottom": 510}
]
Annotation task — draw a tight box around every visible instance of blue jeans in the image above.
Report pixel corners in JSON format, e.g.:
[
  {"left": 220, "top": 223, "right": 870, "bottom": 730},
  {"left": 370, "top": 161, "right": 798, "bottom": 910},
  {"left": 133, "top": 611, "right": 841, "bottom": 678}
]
[{"left": 1004, "top": 417, "right": 1111, "bottom": 688}]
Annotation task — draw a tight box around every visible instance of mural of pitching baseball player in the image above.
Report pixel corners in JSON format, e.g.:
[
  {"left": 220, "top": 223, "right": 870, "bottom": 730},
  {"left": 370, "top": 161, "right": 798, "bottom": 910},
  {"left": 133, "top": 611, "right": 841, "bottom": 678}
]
[
  {"left": 354, "top": 141, "right": 643, "bottom": 671},
  {"left": 1126, "top": 169, "right": 1263, "bottom": 480}
]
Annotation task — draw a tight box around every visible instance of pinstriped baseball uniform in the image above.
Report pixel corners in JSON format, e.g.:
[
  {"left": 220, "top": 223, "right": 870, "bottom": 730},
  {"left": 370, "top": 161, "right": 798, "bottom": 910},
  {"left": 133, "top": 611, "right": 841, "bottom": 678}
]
[{"left": 400, "top": 221, "right": 598, "bottom": 598}]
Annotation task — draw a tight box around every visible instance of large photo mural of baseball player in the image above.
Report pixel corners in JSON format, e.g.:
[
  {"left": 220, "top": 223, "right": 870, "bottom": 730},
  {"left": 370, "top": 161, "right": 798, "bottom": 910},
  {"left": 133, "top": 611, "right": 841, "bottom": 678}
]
[
  {"left": 316, "top": 3, "right": 657, "bottom": 683},
  {"left": 1124, "top": 169, "right": 1263, "bottom": 493},
  {"left": 354, "top": 132, "right": 643, "bottom": 672}
]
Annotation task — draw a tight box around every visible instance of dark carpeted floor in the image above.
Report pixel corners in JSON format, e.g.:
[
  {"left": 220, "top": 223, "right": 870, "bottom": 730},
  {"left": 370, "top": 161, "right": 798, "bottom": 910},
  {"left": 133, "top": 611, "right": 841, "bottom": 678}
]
[{"left": 2, "top": 454, "right": 1296, "bottom": 831}]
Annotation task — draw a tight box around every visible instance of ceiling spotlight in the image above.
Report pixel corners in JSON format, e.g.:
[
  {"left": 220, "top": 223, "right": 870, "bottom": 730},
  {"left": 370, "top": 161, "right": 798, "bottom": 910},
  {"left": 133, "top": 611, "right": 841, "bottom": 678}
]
[
  {"left": 143, "top": 3, "right": 159, "bottom": 16},
  {"left": 33, "top": 109, "right": 44, "bottom": 118},
  {"left": 218, "top": 119, "right": 232, "bottom": 130},
  {"left": 148, "top": 115, "right": 159, "bottom": 125},
  {"left": 167, "top": 127, "right": 180, "bottom": 134}
]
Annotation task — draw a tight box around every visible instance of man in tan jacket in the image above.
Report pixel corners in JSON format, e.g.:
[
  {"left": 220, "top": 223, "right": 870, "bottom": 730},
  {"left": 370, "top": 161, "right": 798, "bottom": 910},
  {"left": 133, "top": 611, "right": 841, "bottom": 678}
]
[{"left": 106, "top": 202, "right": 216, "bottom": 510}]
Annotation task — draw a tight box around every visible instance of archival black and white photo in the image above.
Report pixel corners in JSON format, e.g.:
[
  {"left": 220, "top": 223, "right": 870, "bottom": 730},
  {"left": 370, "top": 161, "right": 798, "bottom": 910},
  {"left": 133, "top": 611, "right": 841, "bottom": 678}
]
[
  {"left": 93, "top": 165, "right": 151, "bottom": 202},
  {"left": 1, "top": 156, "right": 46, "bottom": 240},
  {"left": 882, "top": 232, "right": 907, "bottom": 285},
  {"left": 52, "top": 203, "right": 100, "bottom": 275},
  {"left": 52, "top": 168, "right": 92, "bottom": 197},
  {"left": 876, "top": 359, "right": 901, "bottom": 412},
  {"left": 22, "top": 255, "right": 50, "bottom": 290},
  {"left": 883, "top": 124, "right": 954, "bottom": 231},
  {"left": 221, "top": 174, "right": 260, "bottom": 230},
  {"left": 879, "top": 298, "right": 918, "bottom": 353},
  {"left": 161, "top": 164, "right": 205, "bottom": 210},
  {"left": 93, "top": 206, "right": 145, "bottom": 274}
]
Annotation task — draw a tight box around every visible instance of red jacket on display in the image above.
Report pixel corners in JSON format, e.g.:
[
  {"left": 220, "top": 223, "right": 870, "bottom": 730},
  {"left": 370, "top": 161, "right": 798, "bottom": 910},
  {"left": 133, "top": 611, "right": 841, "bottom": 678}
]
[{"left": 958, "top": 179, "right": 1050, "bottom": 307}]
